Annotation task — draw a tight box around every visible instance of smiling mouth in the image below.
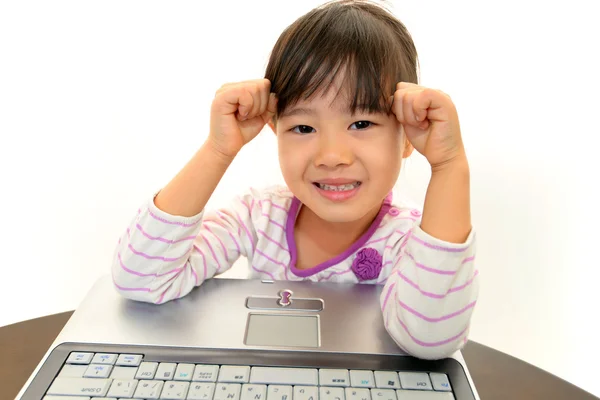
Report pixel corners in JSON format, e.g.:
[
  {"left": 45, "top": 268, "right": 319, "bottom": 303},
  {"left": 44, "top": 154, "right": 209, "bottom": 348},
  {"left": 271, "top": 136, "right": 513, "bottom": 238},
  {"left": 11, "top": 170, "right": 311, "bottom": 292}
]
[{"left": 313, "top": 182, "right": 362, "bottom": 191}]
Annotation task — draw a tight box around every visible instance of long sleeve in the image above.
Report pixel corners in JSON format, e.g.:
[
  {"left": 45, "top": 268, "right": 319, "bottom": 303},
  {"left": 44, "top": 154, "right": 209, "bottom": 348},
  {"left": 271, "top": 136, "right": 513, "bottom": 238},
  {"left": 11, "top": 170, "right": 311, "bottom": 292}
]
[
  {"left": 380, "top": 224, "right": 478, "bottom": 360},
  {"left": 111, "top": 189, "right": 259, "bottom": 304}
]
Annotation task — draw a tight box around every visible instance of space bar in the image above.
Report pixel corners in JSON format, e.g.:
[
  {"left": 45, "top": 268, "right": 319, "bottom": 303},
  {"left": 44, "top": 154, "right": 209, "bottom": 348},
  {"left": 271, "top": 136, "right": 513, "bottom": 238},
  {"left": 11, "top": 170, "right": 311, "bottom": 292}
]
[{"left": 250, "top": 367, "right": 319, "bottom": 385}]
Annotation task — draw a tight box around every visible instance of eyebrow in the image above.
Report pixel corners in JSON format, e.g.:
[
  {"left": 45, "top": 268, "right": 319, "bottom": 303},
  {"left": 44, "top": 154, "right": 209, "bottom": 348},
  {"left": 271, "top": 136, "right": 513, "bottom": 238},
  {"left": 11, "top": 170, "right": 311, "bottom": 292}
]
[{"left": 279, "top": 103, "right": 383, "bottom": 119}]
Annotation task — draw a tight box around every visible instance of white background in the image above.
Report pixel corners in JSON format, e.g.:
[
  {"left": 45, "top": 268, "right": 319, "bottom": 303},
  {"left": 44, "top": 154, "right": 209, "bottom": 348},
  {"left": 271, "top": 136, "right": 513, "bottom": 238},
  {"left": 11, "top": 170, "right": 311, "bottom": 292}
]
[{"left": 1, "top": 0, "right": 599, "bottom": 397}]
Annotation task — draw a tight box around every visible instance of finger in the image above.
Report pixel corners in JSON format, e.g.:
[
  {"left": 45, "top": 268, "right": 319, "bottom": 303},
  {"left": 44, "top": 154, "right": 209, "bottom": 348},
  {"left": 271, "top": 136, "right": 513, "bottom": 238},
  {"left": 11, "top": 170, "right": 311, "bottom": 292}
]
[
  {"left": 402, "top": 90, "right": 423, "bottom": 128},
  {"left": 392, "top": 90, "right": 405, "bottom": 124},
  {"left": 261, "top": 93, "right": 278, "bottom": 124},
  {"left": 235, "top": 88, "right": 254, "bottom": 121},
  {"left": 413, "top": 88, "right": 449, "bottom": 123},
  {"left": 259, "top": 80, "right": 270, "bottom": 116},
  {"left": 245, "top": 83, "right": 263, "bottom": 120},
  {"left": 397, "top": 81, "right": 419, "bottom": 91}
]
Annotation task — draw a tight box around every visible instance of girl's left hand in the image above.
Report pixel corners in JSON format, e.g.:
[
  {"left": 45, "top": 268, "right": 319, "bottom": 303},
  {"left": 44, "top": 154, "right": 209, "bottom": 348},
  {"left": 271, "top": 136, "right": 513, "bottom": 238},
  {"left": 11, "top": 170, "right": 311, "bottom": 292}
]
[{"left": 392, "top": 82, "right": 465, "bottom": 169}]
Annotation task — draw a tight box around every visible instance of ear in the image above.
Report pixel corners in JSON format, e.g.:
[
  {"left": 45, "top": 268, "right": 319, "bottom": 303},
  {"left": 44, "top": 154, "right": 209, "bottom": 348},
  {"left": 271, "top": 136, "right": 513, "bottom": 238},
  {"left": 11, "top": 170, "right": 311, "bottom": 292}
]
[{"left": 268, "top": 120, "right": 277, "bottom": 135}]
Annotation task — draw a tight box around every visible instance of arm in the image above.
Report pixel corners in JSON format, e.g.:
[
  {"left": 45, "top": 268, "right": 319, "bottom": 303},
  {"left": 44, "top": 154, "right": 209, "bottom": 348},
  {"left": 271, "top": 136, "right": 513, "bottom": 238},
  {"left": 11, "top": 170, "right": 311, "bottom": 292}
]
[{"left": 381, "top": 158, "right": 478, "bottom": 359}]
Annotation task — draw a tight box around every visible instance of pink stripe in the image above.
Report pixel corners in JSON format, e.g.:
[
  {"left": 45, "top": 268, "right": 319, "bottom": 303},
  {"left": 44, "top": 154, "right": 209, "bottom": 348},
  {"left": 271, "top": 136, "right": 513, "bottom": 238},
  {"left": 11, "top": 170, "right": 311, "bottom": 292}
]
[
  {"left": 396, "top": 315, "right": 468, "bottom": 347},
  {"left": 262, "top": 213, "right": 285, "bottom": 230},
  {"left": 258, "top": 229, "right": 289, "bottom": 252},
  {"left": 365, "top": 233, "right": 393, "bottom": 246},
  {"left": 405, "top": 251, "right": 456, "bottom": 275},
  {"left": 157, "top": 290, "right": 167, "bottom": 303},
  {"left": 462, "top": 255, "right": 475, "bottom": 264},
  {"left": 191, "top": 265, "right": 199, "bottom": 286},
  {"left": 200, "top": 234, "right": 222, "bottom": 272},
  {"left": 112, "top": 278, "right": 151, "bottom": 292},
  {"left": 410, "top": 234, "right": 470, "bottom": 253},
  {"left": 250, "top": 198, "right": 255, "bottom": 212},
  {"left": 193, "top": 245, "right": 209, "bottom": 280},
  {"left": 205, "top": 217, "right": 242, "bottom": 254},
  {"left": 148, "top": 209, "right": 201, "bottom": 227},
  {"left": 396, "top": 269, "right": 479, "bottom": 299},
  {"left": 256, "top": 249, "right": 289, "bottom": 279},
  {"left": 399, "top": 300, "right": 477, "bottom": 323},
  {"left": 252, "top": 265, "right": 277, "bottom": 281},
  {"left": 263, "top": 199, "right": 289, "bottom": 212},
  {"left": 205, "top": 226, "right": 229, "bottom": 262},
  {"left": 133, "top": 224, "right": 196, "bottom": 244},
  {"left": 236, "top": 211, "right": 255, "bottom": 251},
  {"left": 382, "top": 282, "right": 396, "bottom": 312},
  {"left": 127, "top": 243, "right": 188, "bottom": 262},
  {"left": 118, "top": 253, "right": 184, "bottom": 277}
]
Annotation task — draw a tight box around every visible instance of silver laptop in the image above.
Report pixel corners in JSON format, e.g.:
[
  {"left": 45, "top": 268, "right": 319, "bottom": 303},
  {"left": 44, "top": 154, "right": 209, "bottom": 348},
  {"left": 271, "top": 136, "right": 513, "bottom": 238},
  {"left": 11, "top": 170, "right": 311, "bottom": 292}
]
[{"left": 16, "top": 276, "right": 480, "bottom": 400}]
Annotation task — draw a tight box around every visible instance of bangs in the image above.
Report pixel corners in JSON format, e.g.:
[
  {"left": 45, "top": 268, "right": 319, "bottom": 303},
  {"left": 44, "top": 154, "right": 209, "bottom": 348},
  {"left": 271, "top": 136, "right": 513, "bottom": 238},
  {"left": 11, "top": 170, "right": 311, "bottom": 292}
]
[{"left": 265, "top": 0, "right": 419, "bottom": 119}]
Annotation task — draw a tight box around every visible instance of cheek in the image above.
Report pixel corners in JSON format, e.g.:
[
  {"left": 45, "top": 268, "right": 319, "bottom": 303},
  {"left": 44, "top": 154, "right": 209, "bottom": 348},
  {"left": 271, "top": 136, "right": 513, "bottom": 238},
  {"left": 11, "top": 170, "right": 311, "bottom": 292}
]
[{"left": 278, "top": 137, "right": 306, "bottom": 181}]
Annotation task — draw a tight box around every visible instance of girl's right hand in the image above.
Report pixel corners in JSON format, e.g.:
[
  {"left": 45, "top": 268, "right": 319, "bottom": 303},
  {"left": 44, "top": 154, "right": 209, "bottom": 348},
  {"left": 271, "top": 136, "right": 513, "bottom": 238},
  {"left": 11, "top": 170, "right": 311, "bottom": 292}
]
[{"left": 209, "top": 79, "right": 277, "bottom": 159}]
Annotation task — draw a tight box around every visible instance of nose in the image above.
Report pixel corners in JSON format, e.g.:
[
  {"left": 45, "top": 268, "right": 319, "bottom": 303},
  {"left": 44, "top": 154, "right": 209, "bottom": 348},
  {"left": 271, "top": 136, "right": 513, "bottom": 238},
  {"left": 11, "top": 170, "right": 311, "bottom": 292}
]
[{"left": 314, "top": 131, "right": 354, "bottom": 168}]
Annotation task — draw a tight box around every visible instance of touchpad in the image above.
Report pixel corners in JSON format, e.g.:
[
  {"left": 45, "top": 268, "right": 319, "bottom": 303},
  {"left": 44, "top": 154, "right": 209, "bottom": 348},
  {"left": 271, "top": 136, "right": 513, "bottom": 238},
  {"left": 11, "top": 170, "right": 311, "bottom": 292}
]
[{"left": 244, "top": 314, "right": 320, "bottom": 348}]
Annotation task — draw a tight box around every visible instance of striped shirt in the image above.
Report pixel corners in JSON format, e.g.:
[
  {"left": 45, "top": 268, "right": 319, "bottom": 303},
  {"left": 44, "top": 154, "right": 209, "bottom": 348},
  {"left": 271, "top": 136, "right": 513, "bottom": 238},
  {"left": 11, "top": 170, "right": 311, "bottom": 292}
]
[{"left": 112, "top": 185, "right": 479, "bottom": 359}]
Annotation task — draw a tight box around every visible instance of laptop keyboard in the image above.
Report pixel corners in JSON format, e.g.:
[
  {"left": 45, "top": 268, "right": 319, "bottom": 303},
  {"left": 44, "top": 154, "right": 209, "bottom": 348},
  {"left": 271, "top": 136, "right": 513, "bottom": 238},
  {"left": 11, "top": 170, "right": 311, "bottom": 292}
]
[{"left": 42, "top": 351, "right": 456, "bottom": 400}]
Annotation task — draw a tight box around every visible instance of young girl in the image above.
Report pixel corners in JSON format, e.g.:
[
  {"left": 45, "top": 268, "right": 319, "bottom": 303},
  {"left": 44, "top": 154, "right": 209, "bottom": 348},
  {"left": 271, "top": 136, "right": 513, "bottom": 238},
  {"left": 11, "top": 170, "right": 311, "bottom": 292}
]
[{"left": 112, "top": 0, "right": 478, "bottom": 360}]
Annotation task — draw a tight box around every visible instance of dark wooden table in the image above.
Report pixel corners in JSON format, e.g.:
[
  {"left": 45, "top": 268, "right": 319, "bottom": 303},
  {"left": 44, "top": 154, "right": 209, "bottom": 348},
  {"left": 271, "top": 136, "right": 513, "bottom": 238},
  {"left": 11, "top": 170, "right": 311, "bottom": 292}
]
[{"left": 1, "top": 311, "right": 597, "bottom": 400}]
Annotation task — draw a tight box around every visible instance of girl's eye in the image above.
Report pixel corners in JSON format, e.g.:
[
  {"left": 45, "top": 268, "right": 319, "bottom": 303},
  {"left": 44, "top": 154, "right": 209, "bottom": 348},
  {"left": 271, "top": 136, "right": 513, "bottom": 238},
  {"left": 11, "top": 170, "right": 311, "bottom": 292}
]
[
  {"left": 291, "top": 125, "right": 316, "bottom": 135},
  {"left": 350, "top": 120, "right": 372, "bottom": 130}
]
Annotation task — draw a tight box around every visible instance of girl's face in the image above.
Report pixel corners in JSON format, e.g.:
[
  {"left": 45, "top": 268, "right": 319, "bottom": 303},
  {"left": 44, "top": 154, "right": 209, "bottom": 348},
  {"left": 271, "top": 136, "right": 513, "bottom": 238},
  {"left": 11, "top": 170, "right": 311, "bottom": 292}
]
[{"left": 271, "top": 79, "right": 412, "bottom": 224}]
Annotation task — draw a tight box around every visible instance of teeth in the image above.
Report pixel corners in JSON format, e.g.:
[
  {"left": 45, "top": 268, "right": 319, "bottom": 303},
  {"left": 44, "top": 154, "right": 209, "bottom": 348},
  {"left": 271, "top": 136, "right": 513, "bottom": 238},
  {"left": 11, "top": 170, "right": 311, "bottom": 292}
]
[{"left": 317, "top": 182, "right": 361, "bottom": 191}]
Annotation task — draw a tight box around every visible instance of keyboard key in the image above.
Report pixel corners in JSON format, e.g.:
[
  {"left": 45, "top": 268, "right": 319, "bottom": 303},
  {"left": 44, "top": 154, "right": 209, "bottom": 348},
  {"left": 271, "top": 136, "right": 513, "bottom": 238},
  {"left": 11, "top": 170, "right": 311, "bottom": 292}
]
[
  {"left": 370, "top": 389, "right": 396, "bottom": 400},
  {"left": 136, "top": 362, "right": 159, "bottom": 380},
  {"left": 241, "top": 384, "right": 267, "bottom": 400},
  {"left": 398, "top": 373, "right": 432, "bottom": 391},
  {"left": 107, "top": 379, "right": 138, "bottom": 398},
  {"left": 395, "top": 390, "right": 454, "bottom": 399},
  {"left": 58, "top": 364, "right": 87, "bottom": 378},
  {"left": 188, "top": 382, "right": 217, "bottom": 400},
  {"left": 214, "top": 383, "right": 242, "bottom": 400},
  {"left": 174, "top": 363, "right": 195, "bottom": 381},
  {"left": 134, "top": 379, "right": 164, "bottom": 399},
  {"left": 346, "top": 387, "right": 371, "bottom": 400},
  {"left": 320, "top": 369, "right": 350, "bottom": 387},
  {"left": 267, "top": 385, "right": 293, "bottom": 400},
  {"left": 374, "top": 371, "right": 400, "bottom": 389},
  {"left": 428, "top": 373, "right": 451, "bottom": 392},
  {"left": 250, "top": 367, "right": 318, "bottom": 385},
  {"left": 193, "top": 364, "right": 220, "bottom": 382},
  {"left": 83, "top": 364, "right": 112, "bottom": 378},
  {"left": 66, "top": 352, "right": 94, "bottom": 365},
  {"left": 294, "top": 385, "right": 319, "bottom": 400},
  {"left": 320, "top": 386, "right": 345, "bottom": 400},
  {"left": 110, "top": 366, "right": 138, "bottom": 380},
  {"left": 160, "top": 381, "right": 190, "bottom": 400},
  {"left": 350, "top": 370, "right": 375, "bottom": 388},
  {"left": 219, "top": 366, "right": 250, "bottom": 383},
  {"left": 116, "top": 354, "right": 143, "bottom": 367},
  {"left": 47, "top": 377, "right": 112, "bottom": 397},
  {"left": 91, "top": 353, "right": 118, "bottom": 365},
  {"left": 156, "top": 363, "right": 177, "bottom": 380}
]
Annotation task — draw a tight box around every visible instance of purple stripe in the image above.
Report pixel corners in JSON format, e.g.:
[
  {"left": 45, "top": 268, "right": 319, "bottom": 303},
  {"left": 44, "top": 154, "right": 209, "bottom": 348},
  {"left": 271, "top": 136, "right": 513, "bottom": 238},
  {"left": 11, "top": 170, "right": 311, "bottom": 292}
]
[
  {"left": 256, "top": 249, "right": 289, "bottom": 279},
  {"left": 148, "top": 209, "right": 201, "bottom": 227},
  {"left": 157, "top": 290, "right": 167, "bottom": 303},
  {"left": 257, "top": 229, "right": 289, "bottom": 252},
  {"left": 396, "top": 315, "right": 468, "bottom": 347},
  {"left": 399, "top": 300, "right": 477, "bottom": 323},
  {"left": 118, "top": 253, "right": 184, "bottom": 277},
  {"left": 382, "top": 282, "right": 396, "bottom": 312},
  {"left": 134, "top": 224, "right": 196, "bottom": 244},
  {"left": 263, "top": 199, "right": 289, "bottom": 212},
  {"left": 289, "top": 197, "right": 392, "bottom": 277},
  {"left": 200, "top": 234, "right": 222, "bottom": 272},
  {"left": 405, "top": 251, "right": 456, "bottom": 275},
  {"left": 251, "top": 265, "right": 277, "bottom": 281},
  {"left": 365, "top": 233, "right": 393, "bottom": 246},
  {"left": 127, "top": 243, "right": 188, "bottom": 262},
  {"left": 235, "top": 211, "right": 255, "bottom": 251},
  {"left": 410, "top": 234, "right": 470, "bottom": 253},
  {"left": 396, "top": 269, "right": 479, "bottom": 299},
  {"left": 205, "top": 226, "right": 229, "bottom": 262}
]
